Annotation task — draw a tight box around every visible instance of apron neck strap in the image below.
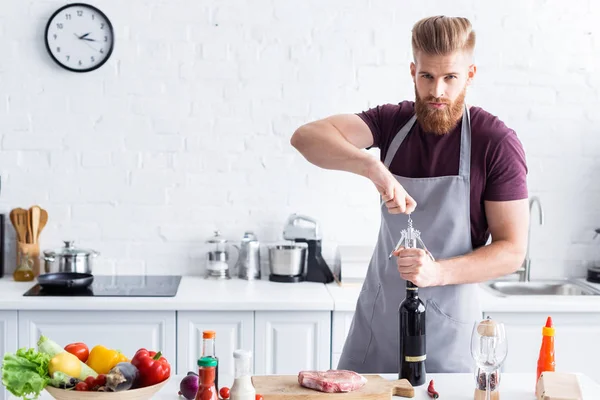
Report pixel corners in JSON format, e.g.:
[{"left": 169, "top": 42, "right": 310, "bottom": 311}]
[{"left": 383, "top": 104, "right": 472, "bottom": 179}]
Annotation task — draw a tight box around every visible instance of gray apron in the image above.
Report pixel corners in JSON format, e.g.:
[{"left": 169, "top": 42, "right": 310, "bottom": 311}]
[{"left": 337, "top": 105, "right": 481, "bottom": 373}]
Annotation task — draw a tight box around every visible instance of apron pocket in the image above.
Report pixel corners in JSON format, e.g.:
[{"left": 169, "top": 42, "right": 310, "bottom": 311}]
[
  {"left": 425, "top": 299, "right": 477, "bottom": 373},
  {"left": 343, "top": 283, "right": 381, "bottom": 364}
]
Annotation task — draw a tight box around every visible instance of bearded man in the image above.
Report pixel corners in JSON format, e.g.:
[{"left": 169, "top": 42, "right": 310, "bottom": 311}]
[{"left": 290, "top": 15, "right": 529, "bottom": 373}]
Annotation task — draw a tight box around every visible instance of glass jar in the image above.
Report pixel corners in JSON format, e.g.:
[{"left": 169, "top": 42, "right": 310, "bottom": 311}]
[{"left": 205, "top": 231, "right": 231, "bottom": 280}]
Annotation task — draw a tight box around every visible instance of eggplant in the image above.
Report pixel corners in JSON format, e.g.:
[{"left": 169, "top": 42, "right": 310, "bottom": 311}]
[
  {"left": 48, "top": 372, "right": 81, "bottom": 389},
  {"left": 105, "top": 362, "right": 140, "bottom": 392}
]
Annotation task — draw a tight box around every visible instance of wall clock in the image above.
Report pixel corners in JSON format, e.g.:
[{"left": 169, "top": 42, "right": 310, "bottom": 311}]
[{"left": 44, "top": 3, "right": 114, "bottom": 72}]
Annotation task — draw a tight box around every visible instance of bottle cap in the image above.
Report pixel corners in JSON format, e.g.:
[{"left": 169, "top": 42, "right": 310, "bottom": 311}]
[
  {"left": 203, "top": 330, "right": 216, "bottom": 339},
  {"left": 198, "top": 357, "right": 218, "bottom": 367},
  {"left": 542, "top": 316, "right": 555, "bottom": 336},
  {"left": 233, "top": 349, "right": 252, "bottom": 360}
]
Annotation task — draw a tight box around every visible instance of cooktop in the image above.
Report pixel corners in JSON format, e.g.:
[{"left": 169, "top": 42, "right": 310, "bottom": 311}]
[{"left": 23, "top": 275, "right": 182, "bottom": 297}]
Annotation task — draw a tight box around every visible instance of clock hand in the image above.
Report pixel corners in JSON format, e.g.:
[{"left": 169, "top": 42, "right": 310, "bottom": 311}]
[
  {"left": 81, "top": 37, "right": 96, "bottom": 42},
  {"left": 79, "top": 32, "right": 91, "bottom": 39}
]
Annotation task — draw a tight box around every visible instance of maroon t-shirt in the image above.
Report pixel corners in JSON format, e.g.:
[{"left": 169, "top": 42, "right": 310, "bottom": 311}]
[{"left": 357, "top": 101, "right": 528, "bottom": 249}]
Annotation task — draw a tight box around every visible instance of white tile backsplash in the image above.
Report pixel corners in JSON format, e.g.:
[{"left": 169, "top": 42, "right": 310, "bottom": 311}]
[{"left": 0, "top": 0, "right": 598, "bottom": 279}]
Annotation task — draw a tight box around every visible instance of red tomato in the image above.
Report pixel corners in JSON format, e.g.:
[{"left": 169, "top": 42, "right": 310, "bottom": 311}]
[
  {"left": 256, "top": 395, "right": 264, "bottom": 400},
  {"left": 64, "top": 342, "right": 89, "bottom": 363},
  {"left": 94, "top": 374, "right": 107, "bottom": 388},
  {"left": 75, "top": 382, "right": 89, "bottom": 391},
  {"left": 84, "top": 376, "right": 96, "bottom": 388},
  {"left": 219, "top": 386, "right": 230, "bottom": 399}
]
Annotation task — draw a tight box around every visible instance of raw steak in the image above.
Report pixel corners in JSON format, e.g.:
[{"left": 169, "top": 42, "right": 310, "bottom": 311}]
[{"left": 298, "top": 369, "right": 368, "bottom": 393}]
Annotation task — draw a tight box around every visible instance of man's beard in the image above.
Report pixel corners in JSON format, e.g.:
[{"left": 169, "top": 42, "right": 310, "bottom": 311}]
[{"left": 414, "top": 86, "right": 467, "bottom": 135}]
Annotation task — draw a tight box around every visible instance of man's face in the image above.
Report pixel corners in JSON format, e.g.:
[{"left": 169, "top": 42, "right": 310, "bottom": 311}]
[{"left": 410, "top": 51, "right": 476, "bottom": 135}]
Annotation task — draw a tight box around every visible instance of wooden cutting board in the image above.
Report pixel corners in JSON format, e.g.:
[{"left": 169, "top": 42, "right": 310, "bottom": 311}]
[{"left": 252, "top": 374, "right": 414, "bottom": 399}]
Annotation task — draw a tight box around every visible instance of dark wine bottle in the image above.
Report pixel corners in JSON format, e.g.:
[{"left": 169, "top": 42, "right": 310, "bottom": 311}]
[{"left": 398, "top": 280, "right": 426, "bottom": 386}]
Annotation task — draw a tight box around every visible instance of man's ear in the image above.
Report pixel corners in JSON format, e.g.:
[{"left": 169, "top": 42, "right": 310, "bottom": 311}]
[
  {"left": 410, "top": 62, "right": 416, "bottom": 83},
  {"left": 466, "top": 64, "right": 477, "bottom": 86}
]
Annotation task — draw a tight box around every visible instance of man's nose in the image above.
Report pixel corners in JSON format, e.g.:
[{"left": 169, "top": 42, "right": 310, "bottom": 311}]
[{"left": 430, "top": 81, "right": 445, "bottom": 99}]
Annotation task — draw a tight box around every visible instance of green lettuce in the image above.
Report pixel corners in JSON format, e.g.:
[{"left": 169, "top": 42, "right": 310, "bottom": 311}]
[{"left": 1, "top": 347, "right": 51, "bottom": 399}]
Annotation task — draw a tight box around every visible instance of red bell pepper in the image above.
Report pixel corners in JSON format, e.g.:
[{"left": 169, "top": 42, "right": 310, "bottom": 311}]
[{"left": 131, "top": 348, "right": 171, "bottom": 387}]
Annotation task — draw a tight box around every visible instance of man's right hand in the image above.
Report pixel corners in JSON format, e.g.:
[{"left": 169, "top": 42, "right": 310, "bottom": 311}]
[{"left": 367, "top": 161, "right": 417, "bottom": 214}]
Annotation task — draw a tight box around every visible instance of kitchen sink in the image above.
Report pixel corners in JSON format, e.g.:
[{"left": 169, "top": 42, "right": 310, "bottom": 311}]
[{"left": 482, "top": 280, "right": 600, "bottom": 296}]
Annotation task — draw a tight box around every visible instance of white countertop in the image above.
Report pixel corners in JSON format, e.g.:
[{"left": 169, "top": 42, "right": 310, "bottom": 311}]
[
  {"left": 2, "top": 275, "right": 600, "bottom": 313},
  {"left": 16, "top": 372, "right": 600, "bottom": 399},
  {"left": 326, "top": 278, "right": 600, "bottom": 312},
  {"left": 0, "top": 277, "right": 334, "bottom": 311}
]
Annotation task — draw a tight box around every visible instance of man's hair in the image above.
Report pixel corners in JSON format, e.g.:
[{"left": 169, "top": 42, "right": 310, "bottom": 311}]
[{"left": 411, "top": 16, "right": 476, "bottom": 57}]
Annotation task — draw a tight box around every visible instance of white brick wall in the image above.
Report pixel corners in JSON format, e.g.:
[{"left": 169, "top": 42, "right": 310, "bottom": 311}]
[{"left": 0, "top": 0, "right": 598, "bottom": 279}]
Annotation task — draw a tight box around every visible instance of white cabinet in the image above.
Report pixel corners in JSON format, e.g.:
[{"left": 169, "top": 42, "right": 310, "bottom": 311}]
[
  {"left": 484, "top": 312, "right": 600, "bottom": 382},
  {"left": 255, "top": 311, "right": 331, "bottom": 375},
  {"left": 176, "top": 311, "right": 254, "bottom": 388},
  {"left": 331, "top": 311, "right": 354, "bottom": 369},
  {"left": 0, "top": 311, "right": 17, "bottom": 400},
  {"left": 18, "top": 311, "right": 176, "bottom": 364}
]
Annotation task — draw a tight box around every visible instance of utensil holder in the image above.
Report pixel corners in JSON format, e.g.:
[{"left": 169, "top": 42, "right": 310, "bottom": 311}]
[{"left": 17, "top": 241, "right": 41, "bottom": 277}]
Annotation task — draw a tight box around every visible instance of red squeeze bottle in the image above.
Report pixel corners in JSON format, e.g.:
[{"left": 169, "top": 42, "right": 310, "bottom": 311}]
[{"left": 536, "top": 316, "right": 556, "bottom": 386}]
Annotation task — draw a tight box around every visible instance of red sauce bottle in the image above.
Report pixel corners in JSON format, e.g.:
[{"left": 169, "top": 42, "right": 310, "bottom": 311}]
[
  {"left": 195, "top": 357, "right": 219, "bottom": 400},
  {"left": 536, "top": 316, "right": 556, "bottom": 387}
]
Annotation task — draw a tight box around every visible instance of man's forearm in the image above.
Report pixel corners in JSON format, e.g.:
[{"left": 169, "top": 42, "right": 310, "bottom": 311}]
[
  {"left": 438, "top": 240, "right": 526, "bottom": 285},
  {"left": 290, "top": 121, "right": 376, "bottom": 178}
]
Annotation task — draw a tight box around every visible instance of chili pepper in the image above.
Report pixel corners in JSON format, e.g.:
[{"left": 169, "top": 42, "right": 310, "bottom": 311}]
[
  {"left": 131, "top": 348, "right": 171, "bottom": 387},
  {"left": 86, "top": 345, "right": 126, "bottom": 375},
  {"left": 427, "top": 379, "right": 439, "bottom": 399}
]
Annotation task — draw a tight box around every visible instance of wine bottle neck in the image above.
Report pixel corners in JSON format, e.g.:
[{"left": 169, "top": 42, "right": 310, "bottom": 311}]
[{"left": 406, "top": 281, "right": 419, "bottom": 297}]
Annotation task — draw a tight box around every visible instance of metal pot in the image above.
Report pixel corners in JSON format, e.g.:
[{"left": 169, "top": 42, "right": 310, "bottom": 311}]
[{"left": 43, "top": 241, "right": 100, "bottom": 274}]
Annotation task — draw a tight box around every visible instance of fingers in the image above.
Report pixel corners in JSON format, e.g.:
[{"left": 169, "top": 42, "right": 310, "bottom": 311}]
[
  {"left": 382, "top": 184, "right": 417, "bottom": 215},
  {"left": 405, "top": 194, "right": 417, "bottom": 214}
]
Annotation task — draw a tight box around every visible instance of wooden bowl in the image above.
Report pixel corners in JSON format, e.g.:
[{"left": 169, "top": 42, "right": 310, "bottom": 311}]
[{"left": 45, "top": 379, "right": 169, "bottom": 400}]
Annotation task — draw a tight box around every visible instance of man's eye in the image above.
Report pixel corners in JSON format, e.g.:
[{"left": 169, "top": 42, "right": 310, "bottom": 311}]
[{"left": 446, "top": 75, "right": 457, "bottom": 79}]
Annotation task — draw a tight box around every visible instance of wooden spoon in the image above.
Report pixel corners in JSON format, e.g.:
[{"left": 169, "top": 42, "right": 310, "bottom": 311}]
[
  {"left": 9, "top": 208, "right": 29, "bottom": 243},
  {"left": 29, "top": 206, "right": 42, "bottom": 244},
  {"left": 37, "top": 208, "right": 49, "bottom": 241}
]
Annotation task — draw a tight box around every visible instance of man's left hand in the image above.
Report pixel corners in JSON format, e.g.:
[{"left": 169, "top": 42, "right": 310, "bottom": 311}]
[{"left": 393, "top": 247, "right": 442, "bottom": 287}]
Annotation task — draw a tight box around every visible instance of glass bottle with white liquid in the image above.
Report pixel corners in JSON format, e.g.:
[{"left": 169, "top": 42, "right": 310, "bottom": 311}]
[{"left": 230, "top": 349, "right": 256, "bottom": 400}]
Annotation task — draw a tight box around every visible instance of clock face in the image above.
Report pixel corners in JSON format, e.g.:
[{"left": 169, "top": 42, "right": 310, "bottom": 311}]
[{"left": 44, "top": 3, "right": 114, "bottom": 72}]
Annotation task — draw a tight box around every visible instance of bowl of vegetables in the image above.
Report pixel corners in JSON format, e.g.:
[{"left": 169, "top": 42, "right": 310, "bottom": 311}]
[
  {"left": 1, "top": 335, "right": 171, "bottom": 400},
  {"left": 45, "top": 379, "right": 169, "bottom": 400}
]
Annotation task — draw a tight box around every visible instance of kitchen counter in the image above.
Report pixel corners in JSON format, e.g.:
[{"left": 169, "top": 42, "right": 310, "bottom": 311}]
[
  {"left": 326, "top": 278, "right": 600, "bottom": 312},
  {"left": 14, "top": 372, "right": 600, "bottom": 399},
  {"left": 2, "top": 275, "right": 600, "bottom": 313},
  {"left": 0, "top": 277, "right": 334, "bottom": 311}
]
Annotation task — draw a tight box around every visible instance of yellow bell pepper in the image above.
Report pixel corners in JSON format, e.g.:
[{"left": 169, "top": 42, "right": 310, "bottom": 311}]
[
  {"left": 86, "top": 345, "right": 129, "bottom": 374},
  {"left": 49, "top": 352, "right": 81, "bottom": 378}
]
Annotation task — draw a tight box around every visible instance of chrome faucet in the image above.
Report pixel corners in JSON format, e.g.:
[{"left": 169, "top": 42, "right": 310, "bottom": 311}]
[{"left": 518, "top": 196, "right": 544, "bottom": 282}]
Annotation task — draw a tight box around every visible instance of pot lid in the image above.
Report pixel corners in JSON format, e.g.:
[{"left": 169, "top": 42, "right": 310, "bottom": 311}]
[
  {"left": 44, "top": 241, "right": 96, "bottom": 257},
  {"left": 206, "top": 230, "right": 228, "bottom": 244}
]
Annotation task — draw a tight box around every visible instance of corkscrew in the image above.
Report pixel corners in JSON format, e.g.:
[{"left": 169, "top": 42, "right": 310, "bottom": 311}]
[{"left": 388, "top": 215, "right": 435, "bottom": 260}]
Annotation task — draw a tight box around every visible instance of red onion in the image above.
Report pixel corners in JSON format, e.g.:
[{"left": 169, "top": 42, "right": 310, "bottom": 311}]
[{"left": 178, "top": 373, "right": 199, "bottom": 400}]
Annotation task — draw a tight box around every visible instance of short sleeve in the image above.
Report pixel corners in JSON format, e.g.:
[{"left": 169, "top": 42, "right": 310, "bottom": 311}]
[
  {"left": 484, "top": 132, "right": 529, "bottom": 201},
  {"left": 356, "top": 105, "right": 384, "bottom": 149},
  {"left": 356, "top": 103, "right": 409, "bottom": 152}
]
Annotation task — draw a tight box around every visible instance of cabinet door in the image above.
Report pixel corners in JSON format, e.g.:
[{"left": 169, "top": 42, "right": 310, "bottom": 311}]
[
  {"left": 18, "top": 311, "right": 176, "bottom": 364},
  {"left": 331, "top": 311, "right": 354, "bottom": 369},
  {"left": 255, "top": 311, "right": 331, "bottom": 375},
  {"left": 177, "top": 311, "right": 254, "bottom": 387},
  {"left": 0, "top": 311, "right": 18, "bottom": 400},
  {"left": 484, "top": 312, "right": 600, "bottom": 382}
]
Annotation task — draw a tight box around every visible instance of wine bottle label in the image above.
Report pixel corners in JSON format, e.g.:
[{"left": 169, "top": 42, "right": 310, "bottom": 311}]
[
  {"left": 405, "top": 355, "right": 426, "bottom": 362},
  {"left": 403, "top": 335, "right": 426, "bottom": 363}
]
